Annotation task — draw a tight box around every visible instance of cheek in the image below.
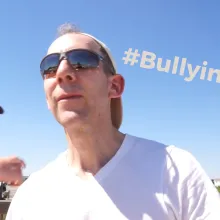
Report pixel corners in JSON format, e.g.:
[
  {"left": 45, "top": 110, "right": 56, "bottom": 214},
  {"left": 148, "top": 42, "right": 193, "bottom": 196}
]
[
  {"left": 93, "top": 77, "right": 109, "bottom": 96},
  {"left": 83, "top": 79, "right": 108, "bottom": 107},
  {"left": 94, "top": 84, "right": 110, "bottom": 109},
  {"left": 43, "top": 80, "right": 56, "bottom": 107}
]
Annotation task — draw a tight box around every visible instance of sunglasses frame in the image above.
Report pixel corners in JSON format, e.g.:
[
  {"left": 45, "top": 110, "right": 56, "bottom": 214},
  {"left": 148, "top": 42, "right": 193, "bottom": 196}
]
[{"left": 40, "top": 48, "right": 115, "bottom": 78}]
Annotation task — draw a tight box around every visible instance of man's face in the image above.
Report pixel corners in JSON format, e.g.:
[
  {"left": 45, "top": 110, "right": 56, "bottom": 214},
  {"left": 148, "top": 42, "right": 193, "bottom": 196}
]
[{"left": 42, "top": 33, "right": 124, "bottom": 128}]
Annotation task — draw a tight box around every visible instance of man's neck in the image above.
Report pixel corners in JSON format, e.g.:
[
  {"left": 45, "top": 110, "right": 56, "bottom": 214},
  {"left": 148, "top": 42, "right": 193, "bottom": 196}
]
[{"left": 65, "top": 124, "right": 125, "bottom": 176}]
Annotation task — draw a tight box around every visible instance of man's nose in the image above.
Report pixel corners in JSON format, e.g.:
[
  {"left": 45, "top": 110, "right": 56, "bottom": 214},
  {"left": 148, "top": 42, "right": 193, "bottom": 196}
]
[{"left": 56, "top": 59, "right": 77, "bottom": 83}]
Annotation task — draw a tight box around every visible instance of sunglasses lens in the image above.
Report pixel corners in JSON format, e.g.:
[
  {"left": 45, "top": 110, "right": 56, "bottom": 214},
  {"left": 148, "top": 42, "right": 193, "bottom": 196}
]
[
  {"left": 67, "top": 50, "right": 99, "bottom": 68},
  {"left": 40, "top": 54, "right": 60, "bottom": 76},
  {"left": 40, "top": 50, "right": 100, "bottom": 78}
]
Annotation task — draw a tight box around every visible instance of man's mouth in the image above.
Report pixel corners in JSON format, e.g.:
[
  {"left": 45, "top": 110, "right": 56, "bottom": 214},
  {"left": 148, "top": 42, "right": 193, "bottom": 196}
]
[{"left": 57, "top": 94, "right": 82, "bottom": 102}]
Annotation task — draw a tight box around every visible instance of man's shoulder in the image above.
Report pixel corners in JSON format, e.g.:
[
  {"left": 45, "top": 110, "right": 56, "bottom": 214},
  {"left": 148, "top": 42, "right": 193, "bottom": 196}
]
[
  {"left": 126, "top": 133, "right": 176, "bottom": 155},
  {"left": 16, "top": 151, "right": 67, "bottom": 195},
  {"left": 126, "top": 133, "right": 202, "bottom": 173}
]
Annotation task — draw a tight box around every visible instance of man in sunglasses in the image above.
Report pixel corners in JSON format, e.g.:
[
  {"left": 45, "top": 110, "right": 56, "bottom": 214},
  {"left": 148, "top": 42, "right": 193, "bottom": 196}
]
[{"left": 6, "top": 23, "right": 220, "bottom": 220}]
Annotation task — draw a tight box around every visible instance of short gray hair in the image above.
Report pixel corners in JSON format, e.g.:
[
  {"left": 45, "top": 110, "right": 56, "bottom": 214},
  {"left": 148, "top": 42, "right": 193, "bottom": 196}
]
[
  {"left": 55, "top": 23, "right": 115, "bottom": 74},
  {"left": 56, "top": 23, "right": 81, "bottom": 37}
]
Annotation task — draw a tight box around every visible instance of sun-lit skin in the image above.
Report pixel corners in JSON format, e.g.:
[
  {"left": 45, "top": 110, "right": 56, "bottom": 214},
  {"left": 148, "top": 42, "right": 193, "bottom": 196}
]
[
  {"left": 42, "top": 33, "right": 125, "bottom": 176},
  {"left": 0, "top": 156, "right": 25, "bottom": 185}
]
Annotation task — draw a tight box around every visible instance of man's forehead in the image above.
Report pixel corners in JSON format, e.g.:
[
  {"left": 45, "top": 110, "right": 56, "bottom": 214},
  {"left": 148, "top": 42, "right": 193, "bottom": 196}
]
[{"left": 47, "top": 33, "right": 100, "bottom": 55}]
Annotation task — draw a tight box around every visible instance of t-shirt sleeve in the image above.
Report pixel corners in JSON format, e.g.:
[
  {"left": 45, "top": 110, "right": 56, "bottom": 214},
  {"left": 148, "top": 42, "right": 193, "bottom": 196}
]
[{"left": 164, "top": 146, "right": 220, "bottom": 220}]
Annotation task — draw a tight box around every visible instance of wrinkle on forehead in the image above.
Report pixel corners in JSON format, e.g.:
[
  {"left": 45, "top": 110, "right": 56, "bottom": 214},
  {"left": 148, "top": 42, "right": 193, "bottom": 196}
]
[{"left": 47, "top": 33, "right": 101, "bottom": 55}]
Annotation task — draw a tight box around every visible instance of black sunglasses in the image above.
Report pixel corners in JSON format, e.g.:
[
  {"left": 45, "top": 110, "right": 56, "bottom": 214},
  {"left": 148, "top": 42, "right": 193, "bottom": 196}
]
[{"left": 40, "top": 49, "right": 114, "bottom": 78}]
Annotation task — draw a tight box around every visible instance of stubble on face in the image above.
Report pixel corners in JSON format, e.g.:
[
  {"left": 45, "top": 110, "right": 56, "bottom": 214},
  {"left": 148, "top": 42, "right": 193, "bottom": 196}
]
[{"left": 43, "top": 33, "right": 111, "bottom": 130}]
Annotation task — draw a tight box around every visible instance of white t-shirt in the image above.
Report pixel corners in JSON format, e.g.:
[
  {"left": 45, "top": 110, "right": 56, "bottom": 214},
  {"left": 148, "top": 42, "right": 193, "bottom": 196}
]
[{"left": 6, "top": 134, "right": 220, "bottom": 220}]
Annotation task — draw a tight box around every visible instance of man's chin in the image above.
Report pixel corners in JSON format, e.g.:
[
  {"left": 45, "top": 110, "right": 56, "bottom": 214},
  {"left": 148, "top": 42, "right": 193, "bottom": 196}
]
[{"left": 56, "top": 112, "right": 85, "bottom": 127}]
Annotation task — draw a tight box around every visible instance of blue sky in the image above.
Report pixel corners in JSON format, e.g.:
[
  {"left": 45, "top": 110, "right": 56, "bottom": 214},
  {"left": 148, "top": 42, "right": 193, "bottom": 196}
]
[{"left": 0, "top": 1, "right": 219, "bottom": 178}]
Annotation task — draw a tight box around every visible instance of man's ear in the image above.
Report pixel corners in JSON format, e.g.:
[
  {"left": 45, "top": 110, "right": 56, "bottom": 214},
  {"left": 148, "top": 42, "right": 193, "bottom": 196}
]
[{"left": 108, "top": 74, "right": 125, "bottom": 98}]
